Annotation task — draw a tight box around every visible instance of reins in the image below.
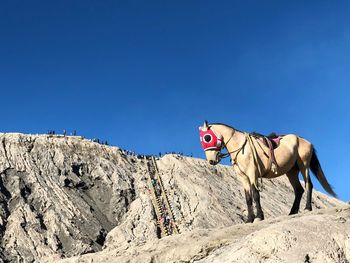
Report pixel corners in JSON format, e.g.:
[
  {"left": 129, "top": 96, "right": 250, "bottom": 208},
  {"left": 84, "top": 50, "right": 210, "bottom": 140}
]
[
  {"left": 202, "top": 125, "right": 270, "bottom": 192},
  {"left": 219, "top": 137, "right": 247, "bottom": 160},
  {"left": 219, "top": 130, "right": 247, "bottom": 160},
  {"left": 220, "top": 132, "right": 265, "bottom": 192},
  {"left": 246, "top": 133, "right": 264, "bottom": 191}
]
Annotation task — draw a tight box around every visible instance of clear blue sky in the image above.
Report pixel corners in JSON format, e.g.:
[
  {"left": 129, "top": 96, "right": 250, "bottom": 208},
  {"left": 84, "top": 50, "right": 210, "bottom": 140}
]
[{"left": 1, "top": 1, "right": 349, "bottom": 201}]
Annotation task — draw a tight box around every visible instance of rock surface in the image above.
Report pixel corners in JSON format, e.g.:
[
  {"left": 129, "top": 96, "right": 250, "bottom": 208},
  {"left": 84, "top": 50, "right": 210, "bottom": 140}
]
[
  {"left": 0, "top": 133, "right": 346, "bottom": 262},
  {"left": 60, "top": 207, "right": 350, "bottom": 263},
  {"left": 0, "top": 133, "right": 139, "bottom": 262}
]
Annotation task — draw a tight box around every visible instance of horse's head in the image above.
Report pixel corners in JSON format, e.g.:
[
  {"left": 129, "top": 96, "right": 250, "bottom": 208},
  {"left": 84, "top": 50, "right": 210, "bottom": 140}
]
[{"left": 199, "top": 121, "right": 223, "bottom": 165}]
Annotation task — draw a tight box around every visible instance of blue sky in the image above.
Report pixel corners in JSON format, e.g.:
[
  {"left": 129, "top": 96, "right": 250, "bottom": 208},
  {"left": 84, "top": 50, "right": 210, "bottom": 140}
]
[{"left": 1, "top": 1, "right": 349, "bottom": 201}]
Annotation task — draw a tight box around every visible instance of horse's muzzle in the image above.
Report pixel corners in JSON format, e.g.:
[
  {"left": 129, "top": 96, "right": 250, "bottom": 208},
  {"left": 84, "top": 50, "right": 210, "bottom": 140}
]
[{"left": 209, "top": 160, "right": 217, "bottom": 165}]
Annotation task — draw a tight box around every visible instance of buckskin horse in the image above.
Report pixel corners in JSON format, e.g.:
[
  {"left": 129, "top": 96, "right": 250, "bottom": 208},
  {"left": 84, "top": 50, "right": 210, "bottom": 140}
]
[{"left": 199, "top": 121, "right": 337, "bottom": 223}]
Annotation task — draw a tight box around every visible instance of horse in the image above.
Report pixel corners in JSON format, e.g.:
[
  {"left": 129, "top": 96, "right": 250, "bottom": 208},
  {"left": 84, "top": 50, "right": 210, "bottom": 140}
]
[{"left": 199, "top": 121, "right": 337, "bottom": 223}]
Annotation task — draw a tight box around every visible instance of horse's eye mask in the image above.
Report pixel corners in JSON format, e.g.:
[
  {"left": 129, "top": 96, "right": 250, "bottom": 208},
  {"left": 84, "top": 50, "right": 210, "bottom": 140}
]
[
  {"left": 199, "top": 128, "right": 223, "bottom": 151},
  {"left": 203, "top": 134, "right": 212, "bottom": 143}
]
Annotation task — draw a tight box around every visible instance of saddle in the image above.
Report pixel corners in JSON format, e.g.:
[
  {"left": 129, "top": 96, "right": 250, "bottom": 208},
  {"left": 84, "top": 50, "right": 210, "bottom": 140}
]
[
  {"left": 251, "top": 132, "right": 284, "bottom": 174},
  {"left": 265, "top": 133, "right": 283, "bottom": 149}
]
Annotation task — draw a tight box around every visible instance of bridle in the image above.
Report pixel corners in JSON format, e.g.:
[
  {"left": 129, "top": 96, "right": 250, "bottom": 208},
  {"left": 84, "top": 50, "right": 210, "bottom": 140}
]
[
  {"left": 200, "top": 127, "right": 247, "bottom": 162},
  {"left": 219, "top": 130, "right": 248, "bottom": 162},
  {"left": 200, "top": 125, "right": 265, "bottom": 191}
]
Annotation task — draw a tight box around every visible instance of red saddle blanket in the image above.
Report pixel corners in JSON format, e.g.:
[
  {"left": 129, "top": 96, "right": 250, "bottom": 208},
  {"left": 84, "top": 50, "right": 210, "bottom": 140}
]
[
  {"left": 270, "top": 136, "right": 283, "bottom": 149},
  {"left": 251, "top": 132, "right": 284, "bottom": 149}
]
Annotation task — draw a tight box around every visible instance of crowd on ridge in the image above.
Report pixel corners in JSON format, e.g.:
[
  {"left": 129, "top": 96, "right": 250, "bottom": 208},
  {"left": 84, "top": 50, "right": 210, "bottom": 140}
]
[
  {"left": 46, "top": 130, "right": 192, "bottom": 157},
  {"left": 47, "top": 130, "right": 77, "bottom": 136},
  {"left": 119, "top": 148, "right": 193, "bottom": 160},
  {"left": 46, "top": 130, "right": 109, "bottom": 145}
]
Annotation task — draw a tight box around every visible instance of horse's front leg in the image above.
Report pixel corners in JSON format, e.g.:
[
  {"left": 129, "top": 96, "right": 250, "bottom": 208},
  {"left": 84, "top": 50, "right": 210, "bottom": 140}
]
[
  {"left": 252, "top": 184, "right": 264, "bottom": 221},
  {"left": 244, "top": 189, "right": 255, "bottom": 223},
  {"left": 237, "top": 171, "right": 255, "bottom": 223}
]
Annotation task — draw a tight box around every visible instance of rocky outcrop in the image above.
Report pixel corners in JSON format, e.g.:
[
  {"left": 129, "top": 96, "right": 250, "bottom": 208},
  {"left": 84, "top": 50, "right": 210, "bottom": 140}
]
[
  {"left": 199, "top": 207, "right": 350, "bottom": 263},
  {"left": 0, "top": 133, "right": 142, "bottom": 262},
  {"left": 61, "top": 207, "right": 350, "bottom": 263},
  {"left": 0, "top": 133, "right": 345, "bottom": 262}
]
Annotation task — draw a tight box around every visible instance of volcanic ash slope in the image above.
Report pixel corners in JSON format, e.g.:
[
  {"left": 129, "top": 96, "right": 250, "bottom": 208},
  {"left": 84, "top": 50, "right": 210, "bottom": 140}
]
[
  {"left": 0, "top": 133, "right": 346, "bottom": 263},
  {"left": 0, "top": 133, "right": 146, "bottom": 262}
]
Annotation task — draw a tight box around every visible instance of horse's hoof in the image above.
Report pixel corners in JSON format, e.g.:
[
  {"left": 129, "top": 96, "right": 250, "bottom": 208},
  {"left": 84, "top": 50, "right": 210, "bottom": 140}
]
[
  {"left": 253, "top": 218, "right": 263, "bottom": 223},
  {"left": 304, "top": 207, "right": 312, "bottom": 212},
  {"left": 246, "top": 217, "right": 254, "bottom": 223}
]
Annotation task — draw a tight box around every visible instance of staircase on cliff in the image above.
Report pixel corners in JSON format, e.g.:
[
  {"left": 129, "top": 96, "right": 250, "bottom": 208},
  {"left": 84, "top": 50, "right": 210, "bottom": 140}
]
[{"left": 146, "top": 157, "right": 179, "bottom": 238}]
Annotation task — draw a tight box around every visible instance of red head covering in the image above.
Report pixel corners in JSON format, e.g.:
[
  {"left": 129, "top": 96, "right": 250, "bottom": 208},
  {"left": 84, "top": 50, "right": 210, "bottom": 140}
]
[{"left": 199, "top": 128, "right": 223, "bottom": 151}]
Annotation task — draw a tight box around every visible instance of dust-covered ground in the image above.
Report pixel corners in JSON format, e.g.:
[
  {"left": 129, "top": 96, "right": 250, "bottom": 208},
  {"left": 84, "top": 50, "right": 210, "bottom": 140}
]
[{"left": 0, "top": 133, "right": 346, "bottom": 263}]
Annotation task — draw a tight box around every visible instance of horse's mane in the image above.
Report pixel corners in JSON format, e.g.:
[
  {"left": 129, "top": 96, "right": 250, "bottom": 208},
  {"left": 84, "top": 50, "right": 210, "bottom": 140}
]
[
  {"left": 209, "top": 123, "right": 243, "bottom": 133},
  {"left": 210, "top": 123, "right": 278, "bottom": 138}
]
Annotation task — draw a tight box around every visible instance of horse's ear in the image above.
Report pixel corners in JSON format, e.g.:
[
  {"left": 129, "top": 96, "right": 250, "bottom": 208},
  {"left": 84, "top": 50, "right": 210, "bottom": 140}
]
[{"left": 201, "top": 120, "right": 209, "bottom": 131}]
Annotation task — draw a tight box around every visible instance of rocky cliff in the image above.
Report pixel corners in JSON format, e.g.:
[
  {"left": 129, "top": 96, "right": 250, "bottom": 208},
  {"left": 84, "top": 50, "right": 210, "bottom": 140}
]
[{"left": 0, "top": 133, "right": 346, "bottom": 263}]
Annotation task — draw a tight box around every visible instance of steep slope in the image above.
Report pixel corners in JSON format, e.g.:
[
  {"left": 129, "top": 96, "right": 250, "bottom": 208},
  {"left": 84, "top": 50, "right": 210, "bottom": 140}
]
[
  {"left": 61, "top": 207, "right": 350, "bottom": 263},
  {"left": 0, "top": 133, "right": 344, "bottom": 262},
  {"left": 0, "top": 133, "right": 143, "bottom": 262}
]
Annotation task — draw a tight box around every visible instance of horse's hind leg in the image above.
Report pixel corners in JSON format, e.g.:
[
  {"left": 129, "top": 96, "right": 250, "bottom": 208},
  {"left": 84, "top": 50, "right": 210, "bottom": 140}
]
[
  {"left": 297, "top": 159, "right": 313, "bottom": 211},
  {"left": 304, "top": 169, "right": 313, "bottom": 211},
  {"left": 286, "top": 166, "right": 304, "bottom": 215},
  {"left": 297, "top": 141, "right": 314, "bottom": 211}
]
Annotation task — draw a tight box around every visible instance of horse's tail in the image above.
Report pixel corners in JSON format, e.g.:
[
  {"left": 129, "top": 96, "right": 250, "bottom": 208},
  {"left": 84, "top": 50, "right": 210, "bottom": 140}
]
[{"left": 310, "top": 148, "right": 337, "bottom": 198}]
